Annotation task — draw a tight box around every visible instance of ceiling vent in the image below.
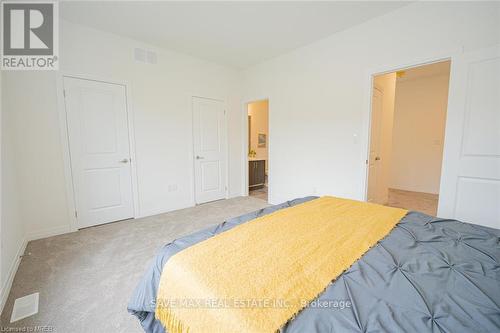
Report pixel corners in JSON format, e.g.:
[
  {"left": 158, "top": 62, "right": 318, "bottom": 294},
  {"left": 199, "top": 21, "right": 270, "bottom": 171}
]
[
  {"left": 134, "top": 48, "right": 157, "bottom": 65},
  {"left": 146, "top": 50, "right": 157, "bottom": 64}
]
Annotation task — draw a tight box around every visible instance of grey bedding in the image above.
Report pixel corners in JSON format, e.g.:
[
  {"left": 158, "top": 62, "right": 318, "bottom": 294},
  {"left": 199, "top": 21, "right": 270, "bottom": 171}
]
[{"left": 128, "top": 197, "right": 500, "bottom": 333}]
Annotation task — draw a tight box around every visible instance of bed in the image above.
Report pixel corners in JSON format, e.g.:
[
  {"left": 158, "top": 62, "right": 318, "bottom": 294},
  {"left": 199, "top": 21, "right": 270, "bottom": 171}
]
[{"left": 128, "top": 196, "right": 500, "bottom": 332}]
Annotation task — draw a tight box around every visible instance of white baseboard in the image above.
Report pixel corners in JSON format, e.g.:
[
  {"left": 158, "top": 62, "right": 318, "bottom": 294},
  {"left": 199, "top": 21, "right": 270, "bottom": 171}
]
[
  {"left": 136, "top": 201, "right": 195, "bottom": 219},
  {"left": 0, "top": 237, "right": 28, "bottom": 316},
  {"left": 27, "top": 225, "right": 72, "bottom": 242}
]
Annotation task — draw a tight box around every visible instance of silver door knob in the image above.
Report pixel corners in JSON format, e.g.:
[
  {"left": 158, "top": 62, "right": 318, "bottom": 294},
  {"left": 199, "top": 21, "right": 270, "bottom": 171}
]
[
  {"left": 119, "top": 158, "right": 129, "bottom": 163},
  {"left": 196, "top": 156, "right": 204, "bottom": 160}
]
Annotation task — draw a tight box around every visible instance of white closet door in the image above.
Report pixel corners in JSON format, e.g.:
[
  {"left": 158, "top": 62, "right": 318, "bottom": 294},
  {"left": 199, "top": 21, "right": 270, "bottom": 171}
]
[
  {"left": 192, "top": 96, "right": 227, "bottom": 204},
  {"left": 64, "top": 77, "right": 134, "bottom": 228}
]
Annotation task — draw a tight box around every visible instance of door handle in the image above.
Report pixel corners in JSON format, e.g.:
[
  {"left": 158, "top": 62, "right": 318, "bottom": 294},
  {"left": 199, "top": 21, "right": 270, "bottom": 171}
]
[
  {"left": 375, "top": 156, "right": 381, "bottom": 161},
  {"left": 119, "top": 158, "right": 129, "bottom": 163},
  {"left": 196, "top": 156, "right": 204, "bottom": 160}
]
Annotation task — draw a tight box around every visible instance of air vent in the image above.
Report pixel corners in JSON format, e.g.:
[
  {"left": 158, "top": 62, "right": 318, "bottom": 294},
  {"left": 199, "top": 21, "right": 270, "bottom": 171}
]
[
  {"left": 134, "top": 48, "right": 158, "bottom": 65},
  {"left": 10, "top": 292, "right": 39, "bottom": 322},
  {"left": 147, "top": 50, "right": 157, "bottom": 64},
  {"left": 134, "top": 48, "right": 146, "bottom": 63}
]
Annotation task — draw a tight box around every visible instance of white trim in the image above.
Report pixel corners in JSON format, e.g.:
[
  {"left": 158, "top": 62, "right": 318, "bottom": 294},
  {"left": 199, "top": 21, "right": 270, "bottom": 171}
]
[
  {"left": 26, "top": 225, "right": 72, "bottom": 242},
  {"left": 0, "top": 237, "right": 28, "bottom": 315},
  {"left": 0, "top": 50, "right": 3, "bottom": 316},
  {"left": 57, "top": 73, "right": 140, "bottom": 230},
  {"left": 361, "top": 48, "right": 461, "bottom": 202},
  {"left": 243, "top": 104, "right": 249, "bottom": 197},
  {"left": 187, "top": 94, "right": 196, "bottom": 208},
  {"left": 190, "top": 94, "right": 229, "bottom": 205},
  {"left": 136, "top": 202, "right": 194, "bottom": 219},
  {"left": 56, "top": 75, "right": 78, "bottom": 232},
  {"left": 124, "top": 83, "right": 141, "bottom": 219},
  {"left": 242, "top": 97, "right": 270, "bottom": 200}
]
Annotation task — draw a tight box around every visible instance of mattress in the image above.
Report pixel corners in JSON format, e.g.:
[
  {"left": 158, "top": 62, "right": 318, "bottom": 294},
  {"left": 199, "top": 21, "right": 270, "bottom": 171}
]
[{"left": 128, "top": 197, "right": 500, "bottom": 333}]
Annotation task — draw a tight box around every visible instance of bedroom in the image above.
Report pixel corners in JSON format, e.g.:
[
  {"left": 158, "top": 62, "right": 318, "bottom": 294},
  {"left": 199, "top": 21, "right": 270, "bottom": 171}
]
[{"left": 1, "top": 1, "right": 499, "bottom": 332}]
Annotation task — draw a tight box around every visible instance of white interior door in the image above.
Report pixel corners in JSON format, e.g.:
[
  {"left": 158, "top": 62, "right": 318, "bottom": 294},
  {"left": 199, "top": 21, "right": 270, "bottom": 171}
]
[
  {"left": 438, "top": 46, "right": 500, "bottom": 229},
  {"left": 192, "top": 97, "right": 227, "bottom": 204},
  {"left": 64, "top": 77, "right": 134, "bottom": 228},
  {"left": 367, "top": 87, "right": 384, "bottom": 204}
]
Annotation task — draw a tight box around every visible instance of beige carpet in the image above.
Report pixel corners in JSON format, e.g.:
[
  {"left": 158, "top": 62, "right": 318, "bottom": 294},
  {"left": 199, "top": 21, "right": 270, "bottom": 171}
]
[
  {"left": 249, "top": 186, "right": 268, "bottom": 201},
  {"left": 387, "top": 188, "right": 438, "bottom": 216},
  {"left": 0, "top": 196, "right": 268, "bottom": 332}
]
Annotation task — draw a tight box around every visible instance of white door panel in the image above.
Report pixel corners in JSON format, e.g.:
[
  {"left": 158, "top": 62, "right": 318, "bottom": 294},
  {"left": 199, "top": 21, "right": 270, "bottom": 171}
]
[
  {"left": 367, "top": 87, "right": 384, "bottom": 204},
  {"left": 193, "top": 97, "right": 227, "bottom": 204},
  {"left": 454, "top": 178, "right": 500, "bottom": 226},
  {"left": 438, "top": 46, "right": 500, "bottom": 229},
  {"left": 64, "top": 77, "right": 134, "bottom": 228},
  {"left": 201, "top": 161, "right": 220, "bottom": 191}
]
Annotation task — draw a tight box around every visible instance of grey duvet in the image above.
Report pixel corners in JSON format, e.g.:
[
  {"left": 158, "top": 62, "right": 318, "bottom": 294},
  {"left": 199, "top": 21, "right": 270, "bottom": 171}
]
[{"left": 128, "top": 197, "right": 500, "bottom": 333}]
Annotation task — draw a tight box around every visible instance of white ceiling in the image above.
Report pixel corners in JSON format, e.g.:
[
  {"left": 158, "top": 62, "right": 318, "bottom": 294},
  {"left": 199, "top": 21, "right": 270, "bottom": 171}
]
[{"left": 60, "top": 1, "right": 410, "bottom": 69}]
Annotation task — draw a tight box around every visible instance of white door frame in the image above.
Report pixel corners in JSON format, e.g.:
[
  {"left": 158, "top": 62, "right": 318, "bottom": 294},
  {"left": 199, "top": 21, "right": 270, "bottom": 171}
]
[
  {"left": 190, "top": 95, "right": 229, "bottom": 204},
  {"left": 56, "top": 73, "right": 140, "bottom": 231},
  {"left": 242, "top": 98, "right": 270, "bottom": 199},
  {"left": 361, "top": 49, "right": 459, "bottom": 203}
]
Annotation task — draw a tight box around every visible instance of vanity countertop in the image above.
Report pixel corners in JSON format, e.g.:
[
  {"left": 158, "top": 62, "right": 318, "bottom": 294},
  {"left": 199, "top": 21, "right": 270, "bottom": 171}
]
[{"left": 249, "top": 158, "right": 265, "bottom": 162}]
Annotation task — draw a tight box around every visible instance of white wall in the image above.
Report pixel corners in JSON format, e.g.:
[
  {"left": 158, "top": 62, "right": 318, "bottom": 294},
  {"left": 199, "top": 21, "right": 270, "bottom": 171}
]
[
  {"left": 62, "top": 20, "right": 245, "bottom": 218},
  {"left": 3, "top": 71, "right": 70, "bottom": 239},
  {"left": 390, "top": 73, "right": 450, "bottom": 194},
  {"left": 1, "top": 19, "right": 245, "bottom": 242},
  {"left": 243, "top": 1, "right": 500, "bottom": 204},
  {"left": 248, "top": 100, "right": 269, "bottom": 168},
  {"left": 1, "top": 72, "right": 27, "bottom": 312}
]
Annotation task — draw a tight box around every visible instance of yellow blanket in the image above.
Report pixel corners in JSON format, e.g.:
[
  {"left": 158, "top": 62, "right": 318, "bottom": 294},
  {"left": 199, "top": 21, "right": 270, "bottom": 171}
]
[{"left": 155, "top": 196, "right": 407, "bottom": 333}]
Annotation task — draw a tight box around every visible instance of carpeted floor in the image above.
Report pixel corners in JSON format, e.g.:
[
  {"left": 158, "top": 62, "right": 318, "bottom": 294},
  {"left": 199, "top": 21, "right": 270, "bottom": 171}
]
[
  {"left": 0, "top": 196, "right": 268, "bottom": 332},
  {"left": 387, "top": 188, "right": 438, "bottom": 216},
  {"left": 249, "top": 186, "right": 268, "bottom": 201}
]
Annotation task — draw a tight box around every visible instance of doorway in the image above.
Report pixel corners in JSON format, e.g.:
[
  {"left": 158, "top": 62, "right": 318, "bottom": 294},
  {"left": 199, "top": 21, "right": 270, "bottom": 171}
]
[
  {"left": 247, "top": 100, "right": 269, "bottom": 202},
  {"left": 367, "top": 60, "right": 451, "bottom": 215}
]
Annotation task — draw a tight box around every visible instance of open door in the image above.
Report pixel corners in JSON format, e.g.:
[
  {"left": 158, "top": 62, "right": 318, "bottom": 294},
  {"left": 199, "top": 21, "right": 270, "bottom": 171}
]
[
  {"left": 438, "top": 46, "right": 500, "bottom": 229},
  {"left": 367, "top": 87, "right": 384, "bottom": 203}
]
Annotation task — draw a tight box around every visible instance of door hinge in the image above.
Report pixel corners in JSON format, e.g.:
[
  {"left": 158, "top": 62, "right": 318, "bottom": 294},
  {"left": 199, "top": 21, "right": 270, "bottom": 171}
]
[
  {"left": 63, "top": 89, "right": 66, "bottom": 98},
  {"left": 74, "top": 211, "right": 78, "bottom": 218}
]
